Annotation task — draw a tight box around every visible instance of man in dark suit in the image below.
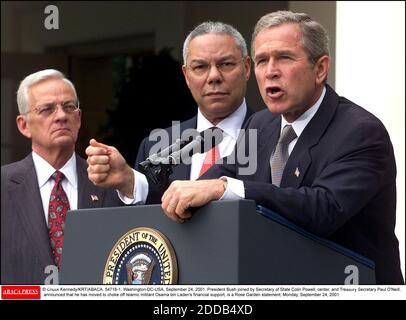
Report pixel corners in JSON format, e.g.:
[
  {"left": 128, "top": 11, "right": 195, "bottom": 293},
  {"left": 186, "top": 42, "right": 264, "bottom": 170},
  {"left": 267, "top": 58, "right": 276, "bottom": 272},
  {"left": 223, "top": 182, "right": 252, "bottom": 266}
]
[
  {"left": 1, "top": 69, "right": 122, "bottom": 284},
  {"left": 159, "top": 11, "right": 404, "bottom": 284},
  {"left": 86, "top": 22, "right": 252, "bottom": 206}
]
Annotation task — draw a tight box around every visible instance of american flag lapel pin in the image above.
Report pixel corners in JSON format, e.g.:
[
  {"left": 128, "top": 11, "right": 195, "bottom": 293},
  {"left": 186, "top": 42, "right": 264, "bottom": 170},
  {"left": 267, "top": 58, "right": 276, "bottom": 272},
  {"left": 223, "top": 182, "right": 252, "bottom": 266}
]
[
  {"left": 91, "top": 194, "right": 99, "bottom": 202},
  {"left": 294, "top": 167, "right": 300, "bottom": 178}
]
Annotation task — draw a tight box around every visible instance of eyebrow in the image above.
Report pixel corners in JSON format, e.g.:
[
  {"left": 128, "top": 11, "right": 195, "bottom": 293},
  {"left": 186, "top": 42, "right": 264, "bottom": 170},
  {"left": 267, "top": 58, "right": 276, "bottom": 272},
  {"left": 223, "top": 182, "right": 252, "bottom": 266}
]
[
  {"left": 274, "top": 50, "right": 295, "bottom": 56},
  {"left": 254, "top": 52, "right": 268, "bottom": 61},
  {"left": 254, "top": 49, "right": 295, "bottom": 61},
  {"left": 189, "top": 54, "right": 239, "bottom": 64},
  {"left": 36, "top": 100, "right": 76, "bottom": 106}
]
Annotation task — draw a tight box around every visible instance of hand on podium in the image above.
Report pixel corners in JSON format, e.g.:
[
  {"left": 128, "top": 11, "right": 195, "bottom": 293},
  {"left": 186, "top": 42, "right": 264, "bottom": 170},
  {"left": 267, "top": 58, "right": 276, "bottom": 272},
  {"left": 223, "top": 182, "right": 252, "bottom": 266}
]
[{"left": 161, "top": 179, "right": 226, "bottom": 223}]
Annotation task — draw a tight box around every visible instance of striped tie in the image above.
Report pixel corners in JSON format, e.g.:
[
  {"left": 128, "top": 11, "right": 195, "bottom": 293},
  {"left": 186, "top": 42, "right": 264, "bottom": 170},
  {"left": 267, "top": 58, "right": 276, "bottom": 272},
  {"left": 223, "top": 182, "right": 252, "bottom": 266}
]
[{"left": 270, "top": 125, "right": 297, "bottom": 187}]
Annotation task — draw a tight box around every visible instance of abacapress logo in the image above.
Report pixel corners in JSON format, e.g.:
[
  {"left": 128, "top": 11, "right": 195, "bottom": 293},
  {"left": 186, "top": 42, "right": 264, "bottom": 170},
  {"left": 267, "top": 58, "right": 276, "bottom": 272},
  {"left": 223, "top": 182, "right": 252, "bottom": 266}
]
[{"left": 1, "top": 286, "right": 41, "bottom": 299}]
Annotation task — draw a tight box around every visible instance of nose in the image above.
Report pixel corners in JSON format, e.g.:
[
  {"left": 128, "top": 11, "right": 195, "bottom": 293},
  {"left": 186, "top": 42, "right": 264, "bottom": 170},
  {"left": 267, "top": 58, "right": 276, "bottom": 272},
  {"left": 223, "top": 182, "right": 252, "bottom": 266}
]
[
  {"left": 53, "top": 105, "right": 69, "bottom": 120},
  {"left": 265, "top": 59, "right": 280, "bottom": 80},
  {"left": 206, "top": 64, "right": 223, "bottom": 85}
]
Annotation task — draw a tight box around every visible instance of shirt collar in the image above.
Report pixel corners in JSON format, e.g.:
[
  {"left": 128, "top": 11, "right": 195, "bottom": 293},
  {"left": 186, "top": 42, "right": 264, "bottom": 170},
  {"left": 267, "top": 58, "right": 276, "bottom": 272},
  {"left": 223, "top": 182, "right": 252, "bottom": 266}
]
[
  {"left": 196, "top": 99, "right": 247, "bottom": 140},
  {"left": 32, "top": 151, "right": 77, "bottom": 188},
  {"left": 281, "top": 86, "right": 326, "bottom": 137}
]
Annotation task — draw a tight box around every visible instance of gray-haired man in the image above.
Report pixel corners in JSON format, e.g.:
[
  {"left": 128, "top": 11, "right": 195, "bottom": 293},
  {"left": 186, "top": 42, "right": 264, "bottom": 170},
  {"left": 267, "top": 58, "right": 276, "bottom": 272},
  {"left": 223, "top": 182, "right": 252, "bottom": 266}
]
[
  {"left": 1, "top": 69, "right": 122, "bottom": 284},
  {"left": 86, "top": 21, "right": 253, "bottom": 207}
]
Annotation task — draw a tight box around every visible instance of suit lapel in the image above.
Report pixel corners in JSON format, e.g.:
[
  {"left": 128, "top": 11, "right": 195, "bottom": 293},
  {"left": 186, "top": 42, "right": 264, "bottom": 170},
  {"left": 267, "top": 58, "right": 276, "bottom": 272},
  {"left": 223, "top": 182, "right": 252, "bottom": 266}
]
[
  {"left": 282, "top": 148, "right": 311, "bottom": 188},
  {"left": 255, "top": 115, "right": 281, "bottom": 182},
  {"left": 10, "top": 155, "right": 54, "bottom": 265},
  {"left": 281, "top": 85, "right": 339, "bottom": 188},
  {"left": 170, "top": 116, "right": 198, "bottom": 180},
  {"left": 76, "top": 155, "right": 105, "bottom": 208},
  {"left": 243, "top": 106, "right": 254, "bottom": 126}
]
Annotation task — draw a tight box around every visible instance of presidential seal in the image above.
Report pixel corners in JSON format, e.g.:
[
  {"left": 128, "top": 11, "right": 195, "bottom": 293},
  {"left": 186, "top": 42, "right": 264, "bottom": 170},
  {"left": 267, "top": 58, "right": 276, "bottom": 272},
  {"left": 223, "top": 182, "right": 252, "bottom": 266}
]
[{"left": 103, "top": 227, "right": 178, "bottom": 284}]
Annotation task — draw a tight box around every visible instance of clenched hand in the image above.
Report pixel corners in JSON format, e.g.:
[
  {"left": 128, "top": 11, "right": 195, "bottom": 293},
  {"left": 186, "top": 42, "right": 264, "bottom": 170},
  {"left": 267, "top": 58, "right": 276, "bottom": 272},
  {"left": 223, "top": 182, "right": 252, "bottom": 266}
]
[{"left": 86, "top": 139, "right": 134, "bottom": 197}]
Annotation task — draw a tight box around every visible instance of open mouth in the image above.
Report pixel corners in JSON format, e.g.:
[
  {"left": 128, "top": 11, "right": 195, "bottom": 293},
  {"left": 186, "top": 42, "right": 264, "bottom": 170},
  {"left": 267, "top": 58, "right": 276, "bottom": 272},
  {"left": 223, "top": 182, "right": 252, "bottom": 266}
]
[{"left": 266, "top": 86, "right": 284, "bottom": 98}]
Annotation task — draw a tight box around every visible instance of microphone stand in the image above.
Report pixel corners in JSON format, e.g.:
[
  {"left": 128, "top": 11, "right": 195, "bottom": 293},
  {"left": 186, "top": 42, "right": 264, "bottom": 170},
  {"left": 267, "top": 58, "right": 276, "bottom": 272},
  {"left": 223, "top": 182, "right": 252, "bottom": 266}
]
[
  {"left": 138, "top": 159, "right": 174, "bottom": 191},
  {"left": 138, "top": 136, "right": 191, "bottom": 191},
  {"left": 137, "top": 136, "right": 202, "bottom": 191}
]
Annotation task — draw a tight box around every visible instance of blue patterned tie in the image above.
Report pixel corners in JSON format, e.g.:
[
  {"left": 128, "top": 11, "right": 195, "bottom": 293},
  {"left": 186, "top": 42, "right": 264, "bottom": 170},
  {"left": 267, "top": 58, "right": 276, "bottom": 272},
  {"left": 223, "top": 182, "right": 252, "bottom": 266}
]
[{"left": 270, "top": 125, "right": 297, "bottom": 187}]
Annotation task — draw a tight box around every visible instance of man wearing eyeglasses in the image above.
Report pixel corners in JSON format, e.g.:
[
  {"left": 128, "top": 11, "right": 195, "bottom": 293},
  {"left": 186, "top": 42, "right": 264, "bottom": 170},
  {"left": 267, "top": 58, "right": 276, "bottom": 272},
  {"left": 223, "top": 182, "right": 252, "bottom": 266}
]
[
  {"left": 86, "top": 22, "right": 253, "bottom": 206},
  {"left": 1, "top": 69, "right": 122, "bottom": 284}
]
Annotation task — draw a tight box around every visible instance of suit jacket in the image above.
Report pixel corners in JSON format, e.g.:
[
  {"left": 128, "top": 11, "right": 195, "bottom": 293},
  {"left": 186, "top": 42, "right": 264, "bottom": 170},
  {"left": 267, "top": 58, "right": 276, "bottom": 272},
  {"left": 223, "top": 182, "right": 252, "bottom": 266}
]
[
  {"left": 135, "top": 108, "right": 253, "bottom": 204},
  {"left": 205, "top": 85, "right": 403, "bottom": 284},
  {"left": 1, "top": 153, "right": 122, "bottom": 284}
]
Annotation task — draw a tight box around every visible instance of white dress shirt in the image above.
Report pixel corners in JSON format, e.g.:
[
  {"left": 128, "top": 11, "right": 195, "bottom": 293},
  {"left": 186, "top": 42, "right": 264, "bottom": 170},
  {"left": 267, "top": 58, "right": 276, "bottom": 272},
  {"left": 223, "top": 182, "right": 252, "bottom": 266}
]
[
  {"left": 119, "top": 100, "right": 248, "bottom": 204},
  {"left": 190, "top": 100, "right": 247, "bottom": 180},
  {"left": 32, "top": 151, "right": 78, "bottom": 224},
  {"left": 221, "top": 86, "right": 326, "bottom": 200}
]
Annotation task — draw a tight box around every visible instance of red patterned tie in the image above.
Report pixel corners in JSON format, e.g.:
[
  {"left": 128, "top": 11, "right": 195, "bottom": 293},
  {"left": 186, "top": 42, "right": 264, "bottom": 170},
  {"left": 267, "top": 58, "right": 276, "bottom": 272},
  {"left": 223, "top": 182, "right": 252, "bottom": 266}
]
[
  {"left": 48, "top": 171, "right": 70, "bottom": 270},
  {"left": 199, "top": 145, "right": 220, "bottom": 177}
]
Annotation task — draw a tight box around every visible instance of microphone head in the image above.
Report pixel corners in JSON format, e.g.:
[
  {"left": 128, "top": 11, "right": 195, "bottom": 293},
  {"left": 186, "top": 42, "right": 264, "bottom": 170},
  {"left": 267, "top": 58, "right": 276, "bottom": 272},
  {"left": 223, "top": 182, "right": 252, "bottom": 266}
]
[{"left": 141, "top": 127, "right": 224, "bottom": 168}]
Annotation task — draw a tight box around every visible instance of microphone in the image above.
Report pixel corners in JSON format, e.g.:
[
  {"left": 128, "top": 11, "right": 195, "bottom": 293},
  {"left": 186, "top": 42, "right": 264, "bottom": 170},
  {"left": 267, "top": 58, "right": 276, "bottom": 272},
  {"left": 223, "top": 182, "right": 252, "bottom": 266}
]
[
  {"left": 167, "top": 127, "right": 223, "bottom": 165},
  {"left": 140, "top": 127, "right": 223, "bottom": 166},
  {"left": 137, "top": 127, "right": 223, "bottom": 188},
  {"left": 146, "top": 137, "right": 191, "bottom": 165},
  {"left": 145, "top": 129, "right": 200, "bottom": 165}
]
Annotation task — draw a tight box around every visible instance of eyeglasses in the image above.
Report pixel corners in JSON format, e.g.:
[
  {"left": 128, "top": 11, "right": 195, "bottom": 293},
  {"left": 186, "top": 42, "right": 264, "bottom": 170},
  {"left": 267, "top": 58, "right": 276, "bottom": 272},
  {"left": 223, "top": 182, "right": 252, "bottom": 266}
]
[
  {"left": 187, "top": 59, "right": 244, "bottom": 77},
  {"left": 23, "top": 101, "right": 80, "bottom": 117}
]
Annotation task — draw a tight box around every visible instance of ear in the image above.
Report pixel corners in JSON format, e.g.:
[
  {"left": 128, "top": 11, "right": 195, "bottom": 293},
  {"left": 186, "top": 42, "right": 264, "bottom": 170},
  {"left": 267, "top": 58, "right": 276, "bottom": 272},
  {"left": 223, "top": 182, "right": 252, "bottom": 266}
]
[
  {"left": 182, "top": 65, "right": 190, "bottom": 88},
  {"left": 77, "top": 108, "right": 82, "bottom": 129},
  {"left": 243, "top": 56, "right": 251, "bottom": 81},
  {"left": 16, "top": 115, "right": 32, "bottom": 139},
  {"left": 315, "top": 55, "right": 330, "bottom": 84}
]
